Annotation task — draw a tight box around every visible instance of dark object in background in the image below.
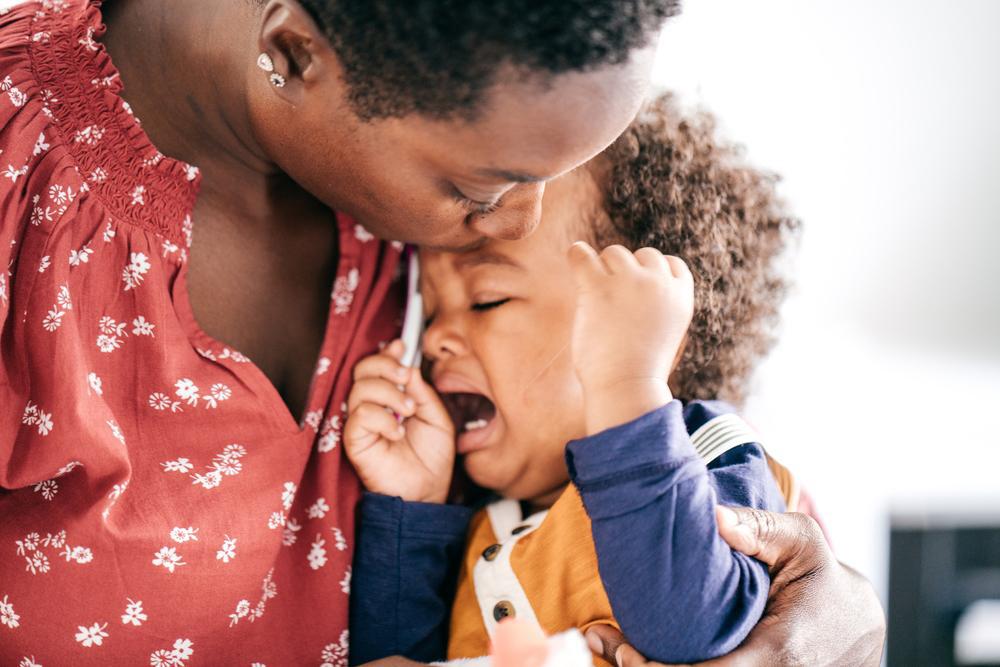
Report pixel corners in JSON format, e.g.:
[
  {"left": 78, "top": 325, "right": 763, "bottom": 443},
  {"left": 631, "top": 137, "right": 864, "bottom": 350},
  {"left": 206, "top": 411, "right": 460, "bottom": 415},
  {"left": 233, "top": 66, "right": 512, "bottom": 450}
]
[{"left": 889, "top": 512, "right": 1000, "bottom": 666}]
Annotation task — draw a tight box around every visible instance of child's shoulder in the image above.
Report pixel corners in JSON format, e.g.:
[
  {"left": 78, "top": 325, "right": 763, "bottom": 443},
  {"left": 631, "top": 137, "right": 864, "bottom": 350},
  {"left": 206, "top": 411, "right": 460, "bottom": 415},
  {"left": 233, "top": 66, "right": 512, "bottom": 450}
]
[
  {"left": 681, "top": 399, "right": 765, "bottom": 466},
  {"left": 680, "top": 399, "right": 739, "bottom": 432}
]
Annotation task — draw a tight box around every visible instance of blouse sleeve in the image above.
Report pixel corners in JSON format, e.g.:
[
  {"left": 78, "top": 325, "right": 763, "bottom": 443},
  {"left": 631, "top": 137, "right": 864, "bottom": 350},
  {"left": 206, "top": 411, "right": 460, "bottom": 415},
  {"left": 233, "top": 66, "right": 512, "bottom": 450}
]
[
  {"left": 1, "top": 2, "right": 71, "bottom": 328},
  {"left": 0, "top": 2, "right": 83, "bottom": 460}
]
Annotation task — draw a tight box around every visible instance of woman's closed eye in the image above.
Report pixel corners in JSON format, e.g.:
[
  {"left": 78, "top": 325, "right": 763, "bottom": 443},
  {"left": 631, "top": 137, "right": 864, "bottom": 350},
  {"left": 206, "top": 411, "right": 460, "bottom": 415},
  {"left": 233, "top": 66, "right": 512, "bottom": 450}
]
[
  {"left": 455, "top": 194, "right": 501, "bottom": 216},
  {"left": 451, "top": 184, "right": 503, "bottom": 216}
]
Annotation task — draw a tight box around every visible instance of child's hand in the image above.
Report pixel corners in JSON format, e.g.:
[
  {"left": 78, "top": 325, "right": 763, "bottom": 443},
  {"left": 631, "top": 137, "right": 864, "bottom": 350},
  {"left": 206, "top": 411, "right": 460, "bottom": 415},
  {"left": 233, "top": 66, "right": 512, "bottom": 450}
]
[
  {"left": 567, "top": 242, "right": 694, "bottom": 435},
  {"left": 344, "top": 340, "right": 455, "bottom": 503}
]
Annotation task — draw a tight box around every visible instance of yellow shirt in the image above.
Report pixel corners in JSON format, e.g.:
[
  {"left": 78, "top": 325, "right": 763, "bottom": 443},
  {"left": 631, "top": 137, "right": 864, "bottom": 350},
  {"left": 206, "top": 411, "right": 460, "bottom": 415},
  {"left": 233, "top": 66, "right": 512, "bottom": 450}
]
[{"left": 447, "top": 455, "right": 797, "bottom": 666}]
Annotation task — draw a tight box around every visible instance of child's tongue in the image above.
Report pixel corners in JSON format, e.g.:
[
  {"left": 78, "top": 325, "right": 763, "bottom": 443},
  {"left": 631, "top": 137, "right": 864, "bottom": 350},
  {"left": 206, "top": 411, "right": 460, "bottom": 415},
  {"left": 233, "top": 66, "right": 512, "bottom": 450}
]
[{"left": 441, "top": 392, "right": 497, "bottom": 435}]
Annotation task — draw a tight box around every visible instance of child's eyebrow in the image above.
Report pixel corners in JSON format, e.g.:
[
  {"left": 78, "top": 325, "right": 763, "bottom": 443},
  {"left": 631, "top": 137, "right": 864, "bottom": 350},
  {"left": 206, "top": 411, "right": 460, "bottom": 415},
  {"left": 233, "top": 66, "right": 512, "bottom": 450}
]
[{"left": 452, "top": 251, "right": 524, "bottom": 272}]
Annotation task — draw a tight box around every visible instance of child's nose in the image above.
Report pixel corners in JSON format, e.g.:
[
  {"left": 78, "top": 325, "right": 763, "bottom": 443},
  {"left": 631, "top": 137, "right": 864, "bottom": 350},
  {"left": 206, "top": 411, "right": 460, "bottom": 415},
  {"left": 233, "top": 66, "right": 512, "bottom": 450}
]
[{"left": 422, "top": 314, "right": 468, "bottom": 361}]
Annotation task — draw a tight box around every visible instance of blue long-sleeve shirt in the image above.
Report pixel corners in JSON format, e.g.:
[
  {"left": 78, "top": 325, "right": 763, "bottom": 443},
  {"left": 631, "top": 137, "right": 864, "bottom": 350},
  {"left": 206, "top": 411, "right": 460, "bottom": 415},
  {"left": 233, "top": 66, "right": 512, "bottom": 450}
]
[{"left": 349, "top": 400, "right": 786, "bottom": 665}]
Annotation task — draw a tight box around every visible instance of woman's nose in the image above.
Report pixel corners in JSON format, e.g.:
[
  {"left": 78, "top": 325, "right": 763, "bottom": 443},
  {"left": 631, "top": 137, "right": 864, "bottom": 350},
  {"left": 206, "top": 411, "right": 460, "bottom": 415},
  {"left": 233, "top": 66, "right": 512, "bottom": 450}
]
[{"left": 470, "top": 182, "right": 544, "bottom": 241}]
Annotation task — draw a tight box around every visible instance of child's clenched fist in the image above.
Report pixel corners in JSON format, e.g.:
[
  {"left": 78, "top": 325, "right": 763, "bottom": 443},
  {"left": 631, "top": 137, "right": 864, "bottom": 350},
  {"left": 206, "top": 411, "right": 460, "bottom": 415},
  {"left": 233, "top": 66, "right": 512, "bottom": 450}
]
[{"left": 567, "top": 242, "right": 694, "bottom": 435}]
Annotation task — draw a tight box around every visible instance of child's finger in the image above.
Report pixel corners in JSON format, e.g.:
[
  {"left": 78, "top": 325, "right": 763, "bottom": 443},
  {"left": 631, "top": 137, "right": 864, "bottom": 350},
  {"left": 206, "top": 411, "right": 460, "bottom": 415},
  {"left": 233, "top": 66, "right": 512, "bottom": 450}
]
[
  {"left": 664, "top": 254, "right": 692, "bottom": 282},
  {"left": 346, "top": 402, "right": 406, "bottom": 445},
  {"left": 404, "top": 370, "right": 452, "bottom": 430},
  {"left": 353, "top": 346, "right": 411, "bottom": 384},
  {"left": 567, "top": 241, "right": 608, "bottom": 288},
  {"left": 634, "top": 246, "right": 669, "bottom": 272},
  {"left": 347, "top": 377, "right": 416, "bottom": 418},
  {"left": 383, "top": 338, "right": 405, "bottom": 360},
  {"left": 599, "top": 244, "right": 638, "bottom": 274}
]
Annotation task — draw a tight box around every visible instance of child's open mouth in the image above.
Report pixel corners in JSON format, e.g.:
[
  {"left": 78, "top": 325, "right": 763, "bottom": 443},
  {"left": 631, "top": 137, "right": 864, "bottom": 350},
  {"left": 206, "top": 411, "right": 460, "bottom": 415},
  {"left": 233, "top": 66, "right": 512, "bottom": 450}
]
[{"left": 439, "top": 392, "right": 498, "bottom": 454}]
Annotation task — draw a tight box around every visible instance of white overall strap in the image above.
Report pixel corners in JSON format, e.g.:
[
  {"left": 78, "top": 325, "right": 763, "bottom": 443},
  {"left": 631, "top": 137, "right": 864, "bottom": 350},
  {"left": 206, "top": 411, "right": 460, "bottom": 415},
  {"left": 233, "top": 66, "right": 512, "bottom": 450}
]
[
  {"left": 471, "top": 500, "right": 549, "bottom": 640},
  {"left": 689, "top": 412, "right": 762, "bottom": 464}
]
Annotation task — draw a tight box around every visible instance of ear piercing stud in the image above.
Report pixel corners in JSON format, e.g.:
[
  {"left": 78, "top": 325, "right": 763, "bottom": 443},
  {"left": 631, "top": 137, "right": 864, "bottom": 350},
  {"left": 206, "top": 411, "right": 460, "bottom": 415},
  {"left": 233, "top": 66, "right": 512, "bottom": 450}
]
[{"left": 256, "top": 53, "right": 286, "bottom": 88}]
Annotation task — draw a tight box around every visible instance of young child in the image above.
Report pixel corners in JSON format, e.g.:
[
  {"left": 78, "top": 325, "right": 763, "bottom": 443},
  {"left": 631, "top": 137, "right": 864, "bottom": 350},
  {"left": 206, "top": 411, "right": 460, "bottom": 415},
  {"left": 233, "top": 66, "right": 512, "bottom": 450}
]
[{"left": 345, "top": 92, "right": 800, "bottom": 666}]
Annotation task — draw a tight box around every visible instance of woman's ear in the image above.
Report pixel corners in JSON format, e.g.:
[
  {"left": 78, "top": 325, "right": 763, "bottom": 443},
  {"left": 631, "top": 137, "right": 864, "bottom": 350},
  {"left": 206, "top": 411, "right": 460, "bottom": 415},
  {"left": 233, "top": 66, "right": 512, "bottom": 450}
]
[{"left": 255, "top": 0, "right": 334, "bottom": 104}]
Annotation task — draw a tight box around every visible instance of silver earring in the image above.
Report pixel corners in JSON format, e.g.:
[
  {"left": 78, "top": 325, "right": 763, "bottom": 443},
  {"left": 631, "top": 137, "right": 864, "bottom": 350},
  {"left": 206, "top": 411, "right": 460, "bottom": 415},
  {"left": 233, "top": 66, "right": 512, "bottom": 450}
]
[{"left": 257, "top": 53, "right": 286, "bottom": 87}]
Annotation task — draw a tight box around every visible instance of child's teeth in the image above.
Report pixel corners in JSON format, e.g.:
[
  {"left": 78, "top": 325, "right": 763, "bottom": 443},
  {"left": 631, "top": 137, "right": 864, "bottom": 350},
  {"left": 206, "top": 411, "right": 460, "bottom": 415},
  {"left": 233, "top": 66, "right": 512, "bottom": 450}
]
[{"left": 465, "top": 419, "right": 488, "bottom": 432}]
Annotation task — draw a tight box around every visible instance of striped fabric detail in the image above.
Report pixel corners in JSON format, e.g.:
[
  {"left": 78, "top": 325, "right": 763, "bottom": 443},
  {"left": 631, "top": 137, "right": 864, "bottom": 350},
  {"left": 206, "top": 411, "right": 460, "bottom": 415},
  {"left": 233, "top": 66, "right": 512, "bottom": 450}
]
[{"left": 689, "top": 413, "right": 761, "bottom": 464}]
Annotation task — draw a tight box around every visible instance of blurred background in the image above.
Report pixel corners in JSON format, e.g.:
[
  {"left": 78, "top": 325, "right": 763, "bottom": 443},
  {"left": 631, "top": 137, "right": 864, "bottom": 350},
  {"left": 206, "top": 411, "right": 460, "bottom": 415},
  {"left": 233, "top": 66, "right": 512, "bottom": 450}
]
[{"left": 651, "top": 1, "right": 1000, "bottom": 664}]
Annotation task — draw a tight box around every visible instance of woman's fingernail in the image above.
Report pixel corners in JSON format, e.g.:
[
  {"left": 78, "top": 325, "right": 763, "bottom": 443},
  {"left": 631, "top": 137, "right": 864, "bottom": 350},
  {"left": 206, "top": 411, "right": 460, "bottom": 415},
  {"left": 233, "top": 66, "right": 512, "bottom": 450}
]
[
  {"left": 718, "top": 506, "right": 756, "bottom": 552},
  {"left": 585, "top": 630, "right": 603, "bottom": 656},
  {"left": 615, "top": 645, "right": 625, "bottom": 667},
  {"left": 404, "top": 398, "right": 415, "bottom": 411},
  {"left": 717, "top": 505, "right": 738, "bottom": 529}
]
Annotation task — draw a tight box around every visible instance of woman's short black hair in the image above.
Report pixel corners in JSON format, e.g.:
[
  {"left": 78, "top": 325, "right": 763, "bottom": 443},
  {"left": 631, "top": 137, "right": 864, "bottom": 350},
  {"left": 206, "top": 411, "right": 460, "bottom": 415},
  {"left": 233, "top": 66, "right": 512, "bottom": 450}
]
[{"left": 295, "top": 0, "right": 681, "bottom": 120}]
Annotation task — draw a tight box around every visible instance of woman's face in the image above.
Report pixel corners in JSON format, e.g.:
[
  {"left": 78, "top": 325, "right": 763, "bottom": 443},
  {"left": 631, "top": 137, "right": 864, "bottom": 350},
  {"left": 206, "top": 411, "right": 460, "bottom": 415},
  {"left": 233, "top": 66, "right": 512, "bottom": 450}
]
[{"left": 252, "top": 48, "right": 655, "bottom": 250}]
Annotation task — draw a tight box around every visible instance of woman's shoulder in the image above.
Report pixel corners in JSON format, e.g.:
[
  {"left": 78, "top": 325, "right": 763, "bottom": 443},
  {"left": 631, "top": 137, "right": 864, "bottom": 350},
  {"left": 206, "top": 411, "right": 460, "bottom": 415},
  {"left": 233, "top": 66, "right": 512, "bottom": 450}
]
[
  {"left": 0, "top": 0, "right": 198, "bottom": 251},
  {"left": 0, "top": 0, "right": 110, "bottom": 240},
  {"left": 0, "top": 1, "right": 98, "bottom": 111}
]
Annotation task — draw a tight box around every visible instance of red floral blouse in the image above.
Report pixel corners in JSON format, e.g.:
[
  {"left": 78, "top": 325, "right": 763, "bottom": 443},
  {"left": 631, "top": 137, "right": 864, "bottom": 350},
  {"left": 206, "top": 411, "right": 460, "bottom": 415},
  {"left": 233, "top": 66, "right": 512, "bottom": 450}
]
[{"left": 0, "top": 1, "right": 404, "bottom": 664}]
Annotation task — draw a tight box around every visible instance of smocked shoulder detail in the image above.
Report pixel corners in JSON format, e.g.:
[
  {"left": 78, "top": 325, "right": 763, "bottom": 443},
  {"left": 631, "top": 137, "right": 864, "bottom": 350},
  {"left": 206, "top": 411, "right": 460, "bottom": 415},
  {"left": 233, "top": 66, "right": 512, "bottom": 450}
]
[{"left": 24, "top": 0, "right": 199, "bottom": 246}]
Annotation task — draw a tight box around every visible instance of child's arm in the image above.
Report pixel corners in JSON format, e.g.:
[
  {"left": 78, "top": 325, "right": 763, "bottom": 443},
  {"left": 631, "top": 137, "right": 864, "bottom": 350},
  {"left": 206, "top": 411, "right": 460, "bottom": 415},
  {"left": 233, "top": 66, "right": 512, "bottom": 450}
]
[
  {"left": 566, "top": 401, "right": 782, "bottom": 664},
  {"left": 565, "top": 243, "right": 774, "bottom": 663},
  {"left": 350, "top": 492, "right": 473, "bottom": 665},
  {"left": 344, "top": 340, "right": 463, "bottom": 665}
]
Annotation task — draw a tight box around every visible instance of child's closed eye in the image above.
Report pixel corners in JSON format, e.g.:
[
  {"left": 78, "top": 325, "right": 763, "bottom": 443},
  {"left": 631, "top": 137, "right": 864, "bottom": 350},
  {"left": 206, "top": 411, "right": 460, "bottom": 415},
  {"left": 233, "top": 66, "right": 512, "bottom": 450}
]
[{"left": 471, "top": 298, "right": 511, "bottom": 312}]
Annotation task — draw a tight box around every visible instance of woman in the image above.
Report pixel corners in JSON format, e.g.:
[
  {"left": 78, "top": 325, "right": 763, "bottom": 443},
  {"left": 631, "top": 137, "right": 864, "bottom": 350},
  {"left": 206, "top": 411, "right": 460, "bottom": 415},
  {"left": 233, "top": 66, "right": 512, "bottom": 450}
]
[{"left": 0, "top": 0, "right": 883, "bottom": 664}]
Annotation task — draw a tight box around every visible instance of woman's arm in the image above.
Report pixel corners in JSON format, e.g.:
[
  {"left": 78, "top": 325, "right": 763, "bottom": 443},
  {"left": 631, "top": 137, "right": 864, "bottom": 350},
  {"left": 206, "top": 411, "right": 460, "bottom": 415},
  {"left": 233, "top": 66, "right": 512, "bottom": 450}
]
[{"left": 586, "top": 507, "right": 886, "bottom": 667}]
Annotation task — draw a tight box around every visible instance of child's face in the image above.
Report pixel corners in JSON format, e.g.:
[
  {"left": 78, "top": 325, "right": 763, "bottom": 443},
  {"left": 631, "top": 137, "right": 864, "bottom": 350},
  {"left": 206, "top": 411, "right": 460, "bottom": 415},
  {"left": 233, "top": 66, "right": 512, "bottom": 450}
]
[{"left": 420, "top": 170, "right": 599, "bottom": 504}]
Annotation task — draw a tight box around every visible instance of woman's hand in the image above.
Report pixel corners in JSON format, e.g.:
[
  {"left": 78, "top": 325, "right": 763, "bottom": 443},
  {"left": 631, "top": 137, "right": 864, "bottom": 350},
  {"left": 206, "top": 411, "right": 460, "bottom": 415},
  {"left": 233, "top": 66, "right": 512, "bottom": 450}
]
[
  {"left": 586, "top": 507, "right": 886, "bottom": 667},
  {"left": 344, "top": 339, "right": 455, "bottom": 503}
]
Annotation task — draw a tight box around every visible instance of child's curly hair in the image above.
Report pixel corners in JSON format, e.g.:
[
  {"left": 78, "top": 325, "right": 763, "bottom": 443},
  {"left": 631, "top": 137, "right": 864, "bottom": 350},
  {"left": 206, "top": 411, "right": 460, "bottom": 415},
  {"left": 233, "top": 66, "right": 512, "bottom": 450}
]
[{"left": 589, "top": 92, "right": 800, "bottom": 407}]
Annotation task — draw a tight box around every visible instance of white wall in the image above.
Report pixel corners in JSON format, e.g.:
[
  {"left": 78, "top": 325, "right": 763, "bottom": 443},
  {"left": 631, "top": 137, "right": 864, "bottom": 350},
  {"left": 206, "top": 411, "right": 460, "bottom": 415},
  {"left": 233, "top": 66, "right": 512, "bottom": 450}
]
[{"left": 652, "top": 0, "right": 1000, "bottom": 603}]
